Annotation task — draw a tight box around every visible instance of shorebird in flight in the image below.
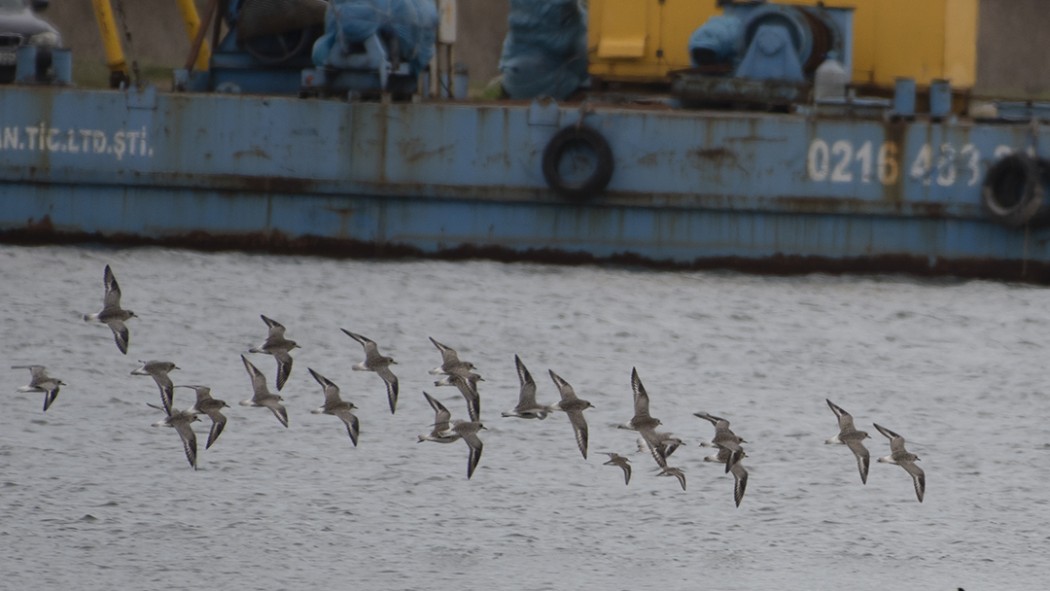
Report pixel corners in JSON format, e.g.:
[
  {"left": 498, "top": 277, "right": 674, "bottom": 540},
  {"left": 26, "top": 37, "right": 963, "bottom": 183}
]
[
  {"left": 601, "top": 452, "right": 632, "bottom": 485},
  {"left": 151, "top": 407, "right": 200, "bottom": 470},
  {"left": 824, "top": 399, "right": 871, "bottom": 484},
  {"left": 239, "top": 354, "right": 289, "bottom": 428},
  {"left": 418, "top": 391, "right": 461, "bottom": 444},
  {"left": 874, "top": 423, "right": 925, "bottom": 502},
  {"left": 658, "top": 466, "right": 687, "bottom": 491},
  {"left": 547, "top": 369, "right": 594, "bottom": 459},
  {"left": 694, "top": 411, "right": 746, "bottom": 473},
  {"left": 308, "top": 368, "right": 360, "bottom": 446},
  {"left": 501, "top": 355, "right": 550, "bottom": 420},
  {"left": 131, "top": 360, "right": 179, "bottom": 416},
  {"left": 12, "top": 365, "right": 65, "bottom": 412},
  {"left": 248, "top": 315, "right": 298, "bottom": 391},
  {"left": 342, "top": 329, "right": 399, "bottom": 414},
  {"left": 176, "top": 385, "right": 229, "bottom": 450},
  {"left": 435, "top": 371, "right": 483, "bottom": 423},
  {"left": 83, "top": 264, "right": 136, "bottom": 355},
  {"left": 427, "top": 337, "right": 480, "bottom": 379}
]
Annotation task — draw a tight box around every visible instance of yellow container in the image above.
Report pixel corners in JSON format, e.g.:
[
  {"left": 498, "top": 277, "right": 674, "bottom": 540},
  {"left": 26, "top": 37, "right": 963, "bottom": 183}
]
[
  {"left": 587, "top": 0, "right": 979, "bottom": 90},
  {"left": 792, "top": 0, "right": 978, "bottom": 90},
  {"left": 587, "top": 0, "right": 721, "bottom": 83}
]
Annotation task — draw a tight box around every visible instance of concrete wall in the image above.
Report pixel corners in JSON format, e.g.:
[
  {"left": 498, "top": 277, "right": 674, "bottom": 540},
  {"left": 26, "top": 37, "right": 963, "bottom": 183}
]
[
  {"left": 976, "top": 0, "right": 1050, "bottom": 98},
  {"left": 43, "top": 0, "right": 509, "bottom": 85}
]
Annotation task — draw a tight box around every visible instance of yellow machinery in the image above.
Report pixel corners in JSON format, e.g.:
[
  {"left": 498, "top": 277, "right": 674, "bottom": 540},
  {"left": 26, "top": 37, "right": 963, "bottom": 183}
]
[
  {"left": 797, "top": 0, "right": 978, "bottom": 91},
  {"left": 92, "top": 0, "right": 212, "bottom": 87},
  {"left": 587, "top": 0, "right": 721, "bottom": 83},
  {"left": 587, "top": 0, "right": 979, "bottom": 91}
]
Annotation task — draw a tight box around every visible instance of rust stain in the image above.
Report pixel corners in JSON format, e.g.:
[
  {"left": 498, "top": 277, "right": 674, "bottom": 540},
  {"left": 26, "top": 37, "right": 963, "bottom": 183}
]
[
  {"left": 397, "top": 138, "right": 453, "bottom": 165},
  {"left": 688, "top": 147, "right": 738, "bottom": 166},
  {"left": 233, "top": 147, "right": 271, "bottom": 160}
]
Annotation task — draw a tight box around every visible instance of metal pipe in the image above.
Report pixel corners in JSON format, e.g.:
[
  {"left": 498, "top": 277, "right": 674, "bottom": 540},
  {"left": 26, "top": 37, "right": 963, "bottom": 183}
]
[{"left": 91, "top": 0, "right": 130, "bottom": 86}]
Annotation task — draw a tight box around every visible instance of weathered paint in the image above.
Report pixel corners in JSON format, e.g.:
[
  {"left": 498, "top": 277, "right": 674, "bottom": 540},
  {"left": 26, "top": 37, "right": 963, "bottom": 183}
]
[{"left": 1, "top": 85, "right": 1050, "bottom": 281}]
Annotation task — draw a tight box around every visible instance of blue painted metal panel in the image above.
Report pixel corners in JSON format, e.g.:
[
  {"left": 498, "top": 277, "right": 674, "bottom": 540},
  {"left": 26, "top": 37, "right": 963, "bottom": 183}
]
[{"left": 2, "top": 85, "right": 1050, "bottom": 280}]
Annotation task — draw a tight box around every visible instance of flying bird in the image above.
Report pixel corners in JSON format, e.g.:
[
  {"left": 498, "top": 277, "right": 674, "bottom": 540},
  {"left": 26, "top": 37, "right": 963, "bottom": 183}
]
[
  {"left": 694, "top": 411, "right": 746, "bottom": 473},
  {"left": 12, "top": 365, "right": 65, "bottom": 412},
  {"left": 620, "top": 367, "right": 661, "bottom": 431},
  {"left": 435, "top": 371, "right": 482, "bottom": 422},
  {"left": 445, "top": 419, "right": 486, "bottom": 479},
  {"left": 825, "top": 399, "right": 871, "bottom": 484},
  {"left": 151, "top": 407, "right": 200, "bottom": 470},
  {"left": 658, "top": 466, "right": 687, "bottom": 491},
  {"left": 501, "top": 355, "right": 550, "bottom": 419},
  {"left": 427, "top": 337, "right": 479, "bottom": 379},
  {"left": 418, "top": 391, "right": 462, "bottom": 444},
  {"left": 83, "top": 264, "right": 136, "bottom": 354},
  {"left": 547, "top": 369, "right": 593, "bottom": 459},
  {"left": 874, "top": 423, "right": 925, "bottom": 502},
  {"left": 730, "top": 460, "right": 749, "bottom": 507},
  {"left": 131, "top": 360, "right": 179, "bottom": 416},
  {"left": 601, "top": 452, "right": 632, "bottom": 485},
  {"left": 239, "top": 354, "right": 289, "bottom": 428},
  {"left": 176, "top": 385, "right": 229, "bottom": 449},
  {"left": 248, "top": 315, "right": 299, "bottom": 391},
  {"left": 342, "top": 329, "right": 398, "bottom": 414},
  {"left": 308, "top": 368, "right": 360, "bottom": 446}
]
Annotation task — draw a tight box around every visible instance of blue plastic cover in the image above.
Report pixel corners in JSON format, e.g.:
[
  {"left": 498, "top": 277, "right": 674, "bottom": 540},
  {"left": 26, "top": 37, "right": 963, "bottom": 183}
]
[
  {"left": 312, "top": 0, "right": 438, "bottom": 74},
  {"left": 498, "top": 0, "right": 588, "bottom": 100}
]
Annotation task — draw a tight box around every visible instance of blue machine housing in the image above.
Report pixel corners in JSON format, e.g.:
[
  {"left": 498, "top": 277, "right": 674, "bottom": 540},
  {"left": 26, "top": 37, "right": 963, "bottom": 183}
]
[{"left": 681, "top": 3, "right": 852, "bottom": 107}]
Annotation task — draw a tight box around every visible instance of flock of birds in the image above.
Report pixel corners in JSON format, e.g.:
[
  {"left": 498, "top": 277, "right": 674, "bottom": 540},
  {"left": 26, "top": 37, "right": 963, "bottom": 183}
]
[{"left": 11, "top": 264, "right": 927, "bottom": 507}]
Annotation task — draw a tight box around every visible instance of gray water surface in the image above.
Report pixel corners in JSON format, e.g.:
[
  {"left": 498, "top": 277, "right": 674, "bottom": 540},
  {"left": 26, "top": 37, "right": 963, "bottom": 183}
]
[{"left": 2, "top": 245, "right": 1047, "bottom": 590}]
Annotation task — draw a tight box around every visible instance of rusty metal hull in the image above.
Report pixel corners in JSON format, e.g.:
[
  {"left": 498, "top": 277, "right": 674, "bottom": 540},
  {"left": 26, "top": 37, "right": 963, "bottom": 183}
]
[{"left": 1, "top": 85, "right": 1049, "bottom": 281}]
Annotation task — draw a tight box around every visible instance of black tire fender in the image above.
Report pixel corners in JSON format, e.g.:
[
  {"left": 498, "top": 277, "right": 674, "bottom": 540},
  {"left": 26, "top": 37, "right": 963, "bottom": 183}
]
[
  {"left": 541, "top": 125, "right": 614, "bottom": 202},
  {"left": 982, "top": 153, "right": 1047, "bottom": 227}
]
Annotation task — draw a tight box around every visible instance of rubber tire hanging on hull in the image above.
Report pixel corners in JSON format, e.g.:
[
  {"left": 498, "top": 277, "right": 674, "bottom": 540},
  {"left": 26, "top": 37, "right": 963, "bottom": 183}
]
[
  {"left": 982, "top": 153, "right": 1049, "bottom": 227},
  {"left": 542, "top": 125, "right": 614, "bottom": 202}
]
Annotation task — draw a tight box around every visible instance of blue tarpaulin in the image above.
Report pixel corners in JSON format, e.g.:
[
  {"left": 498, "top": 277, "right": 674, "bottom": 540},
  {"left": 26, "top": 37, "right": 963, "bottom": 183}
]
[
  {"left": 312, "top": 0, "right": 438, "bottom": 74},
  {"left": 498, "top": 0, "right": 588, "bottom": 100}
]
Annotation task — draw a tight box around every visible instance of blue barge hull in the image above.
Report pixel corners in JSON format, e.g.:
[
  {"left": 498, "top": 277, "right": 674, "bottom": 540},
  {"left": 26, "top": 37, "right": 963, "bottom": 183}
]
[{"left": 1, "top": 84, "right": 1049, "bottom": 281}]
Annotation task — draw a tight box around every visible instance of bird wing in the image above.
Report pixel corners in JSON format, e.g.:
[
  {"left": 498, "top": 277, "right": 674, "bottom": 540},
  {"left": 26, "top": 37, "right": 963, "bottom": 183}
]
[
  {"left": 376, "top": 366, "right": 399, "bottom": 414},
  {"left": 548, "top": 370, "right": 578, "bottom": 402},
  {"left": 874, "top": 423, "right": 907, "bottom": 454},
  {"left": 264, "top": 399, "right": 289, "bottom": 428},
  {"left": 242, "top": 355, "right": 270, "bottom": 401},
  {"left": 173, "top": 419, "right": 198, "bottom": 470},
  {"left": 102, "top": 265, "right": 122, "bottom": 309},
  {"left": 462, "top": 433, "right": 483, "bottom": 479},
  {"left": 333, "top": 409, "right": 360, "bottom": 447},
  {"left": 826, "top": 399, "right": 858, "bottom": 432},
  {"left": 308, "top": 368, "right": 342, "bottom": 406},
  {"left": 514, "top": 355, "right": 538, "bottom": 407},
  {"left": 901, "top": 460, "right": 925, "bottom": 502},
  {"left": 453, "top": 376, "right": 481, "bottom": 422},
  {"left": 423, "top": 392, "right": 451, "bottom": 432},
  {"left": 630, "top": 367, "right": 652, "bottom": 420},
  {"left": 845, "top": 439, "right": 870, "bottom": 484},
  {"left": 205, "top": 410, "right": 227, "bottom": 450},
  {"left": 42, "top": 386, "right": 60, "bottom": 412},
  {"left": 638, "top": 427, "right": 669, "bottom": 469},
  {"left": 428, "top": 337, "right": 460, "bottom": 365},
  {"left": 566, "top": 409, "right": 589, "bottom": 459},
  {"left": 107, "top": 319, "right": 130, "bottom": 355},
  {"left": 261, "top": 315, "right": 287, "bottom": 339},
  {"left": 274, "top": 351, "right": 294, "bottom": 391},
  {"left": 731, "top": 462, "right": 749, "bottom": 507}
]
